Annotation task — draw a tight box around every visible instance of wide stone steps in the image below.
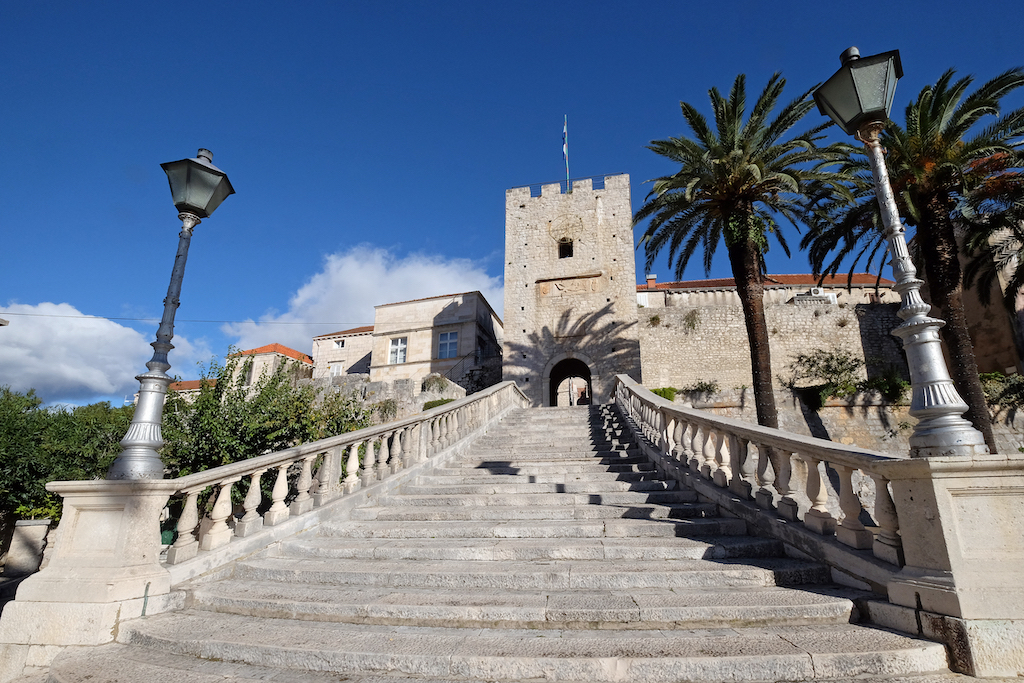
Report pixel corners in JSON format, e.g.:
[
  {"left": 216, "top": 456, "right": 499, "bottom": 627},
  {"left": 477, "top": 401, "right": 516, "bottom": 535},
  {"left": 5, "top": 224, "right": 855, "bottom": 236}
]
[
  {"left": 112, "top": 613, "right": 950, "bottom": 683},
  {"left": 51, "top": 404, "right": 952, "bottom": 682},
  {"left": 370, "top": 490, "right": 696, "bottom": 507},
  {"left": 188, "top": 579, "right": 858, "bottom": 629},
  {"left": 276, "top": 535, "right": 787, "bottom": 561},
  {"left": 317, "top": 516, "right": 750, "bottom": 538}
]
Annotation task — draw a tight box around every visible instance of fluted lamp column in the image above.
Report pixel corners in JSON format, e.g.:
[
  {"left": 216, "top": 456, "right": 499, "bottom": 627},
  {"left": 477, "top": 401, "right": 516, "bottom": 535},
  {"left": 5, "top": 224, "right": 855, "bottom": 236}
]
[
  {"left": 107, "top": 149, "right": 235, "bottom": 479},
  {"left": 813, "top": 48, "right": 987, "bottom": 458}
]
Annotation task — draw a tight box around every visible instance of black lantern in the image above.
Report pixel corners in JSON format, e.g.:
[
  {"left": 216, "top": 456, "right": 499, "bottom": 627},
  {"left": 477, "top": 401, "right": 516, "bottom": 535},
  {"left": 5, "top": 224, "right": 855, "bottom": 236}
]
[
  {"left": 160, "top": 148, "right": 235, "bottom": 218},
  {"left": 813, "top": 47, "right": 903, "bottom": 135}
]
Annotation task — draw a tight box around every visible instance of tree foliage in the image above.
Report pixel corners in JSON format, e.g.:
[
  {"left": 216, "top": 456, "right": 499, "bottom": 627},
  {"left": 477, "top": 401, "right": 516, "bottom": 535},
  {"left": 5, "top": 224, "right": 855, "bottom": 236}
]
[
  {"left": 0, "top": 388, "right": 134, "bottom": 520},
  {"left": 161, "top": 353, "right": 371, "bottom": 477}
]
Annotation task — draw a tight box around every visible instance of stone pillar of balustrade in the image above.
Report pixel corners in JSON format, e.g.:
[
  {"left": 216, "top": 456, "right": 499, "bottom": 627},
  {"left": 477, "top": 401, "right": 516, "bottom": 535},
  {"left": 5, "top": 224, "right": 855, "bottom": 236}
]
[
  {"left": 0, "top": 479, "right": 177, "bottom": 679},
  {"left": 878, "top": 452, "right": 1024, "bottom": 677}
]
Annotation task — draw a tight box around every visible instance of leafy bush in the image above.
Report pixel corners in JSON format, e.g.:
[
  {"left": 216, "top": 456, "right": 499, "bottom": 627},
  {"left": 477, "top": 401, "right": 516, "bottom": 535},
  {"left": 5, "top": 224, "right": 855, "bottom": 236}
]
[
  {"left": 372, "top": 398, "right": 398, "bottom": 422},
  {"left": 785, "top": 348, "right": 862, "bottom": 408},
  {"left": 981, "top": 371, "right": 1024, "bottom": 408},
  {"left": 421, "top": 374, "right": 449, "bottom": 393},
  {"left": 860, "top": 369, "right": 910, "bottom": 403},
  {"left": 647, "top": 315, "right": 662, "bottom": 327},
  {"left": 683, "top": 309, "right": 701, "bottom": 331},
  {"left": 423, "top": 398, "right": 455, "bottom": 410},
  {"left": 651, "top": 387, "right": 676, "bottom": 401},
  {"left": 679, "top": 380, "right": 720, "bottom": 395}
]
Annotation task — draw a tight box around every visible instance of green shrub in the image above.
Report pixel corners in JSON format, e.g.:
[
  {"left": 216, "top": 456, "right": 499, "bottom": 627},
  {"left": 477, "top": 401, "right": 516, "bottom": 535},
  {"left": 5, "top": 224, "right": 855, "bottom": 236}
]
[
  {"left": 683, "top": 309, "right": 701, "bottom": 331},
  {"left": 981, "top": 371, "right": 1024, "bottom": 408},
  {"left": 651, "top": 387, "right": 676, "bottom": 401},
  {"left": 679, "top": 379, "right": 719, "bottom": 395},
  {"left": 372, "top": 398, "right": 398, "bottom": 422},
  {"left": 422, "top": 374, "right": 449, "bottom": 393},
  {"left": 647, "top": 315, "right": 661, "bottom": 327},
  {"left": 423, "top": 398, "right": 455, "bottom": 411}
]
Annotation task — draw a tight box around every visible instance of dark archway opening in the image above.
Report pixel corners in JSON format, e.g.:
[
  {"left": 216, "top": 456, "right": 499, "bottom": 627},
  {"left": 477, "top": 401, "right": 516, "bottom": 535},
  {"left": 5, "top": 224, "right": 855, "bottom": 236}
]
[{"left": 548, "top": 358, "right": 592, "bottom": 407}]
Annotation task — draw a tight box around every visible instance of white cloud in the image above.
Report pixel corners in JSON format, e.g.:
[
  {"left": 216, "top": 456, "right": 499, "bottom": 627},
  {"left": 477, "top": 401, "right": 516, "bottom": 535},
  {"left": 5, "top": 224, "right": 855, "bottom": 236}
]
[
  {"left": 223, "top": 246, "right": 504, "bottom": 353},
  {"left": 0, "top": 302, "right": 210, "bottom": 404}
]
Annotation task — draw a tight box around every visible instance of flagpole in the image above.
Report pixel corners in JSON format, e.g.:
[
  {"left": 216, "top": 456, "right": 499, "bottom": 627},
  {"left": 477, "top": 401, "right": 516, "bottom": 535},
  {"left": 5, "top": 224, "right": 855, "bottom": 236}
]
[{"left": 563, "top": 114, "right": 570, "bottom": 193}]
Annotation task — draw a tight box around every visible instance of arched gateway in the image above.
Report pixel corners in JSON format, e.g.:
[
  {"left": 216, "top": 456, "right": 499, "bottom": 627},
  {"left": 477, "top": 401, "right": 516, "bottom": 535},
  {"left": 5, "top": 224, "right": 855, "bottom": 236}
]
[{"left": 547, "top": 357, "right": 592, "bottom": 406}]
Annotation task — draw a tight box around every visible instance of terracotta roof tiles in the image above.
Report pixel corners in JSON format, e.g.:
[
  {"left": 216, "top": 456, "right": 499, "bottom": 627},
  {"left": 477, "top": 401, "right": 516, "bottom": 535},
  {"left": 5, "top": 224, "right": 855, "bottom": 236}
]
[{"left": 231, "top": 343, "right": 313, "bottom": 365}]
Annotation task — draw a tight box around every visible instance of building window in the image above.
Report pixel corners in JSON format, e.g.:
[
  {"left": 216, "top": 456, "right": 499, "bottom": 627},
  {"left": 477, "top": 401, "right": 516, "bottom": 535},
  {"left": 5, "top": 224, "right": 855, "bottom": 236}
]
[
  {"left": 389, "top": 337, "right": 407, "bottom": 364},
  {"left": 330, "top": 363, "right": 344, "bottom": 377},
  {"left": 438, "top": 331, "right": 458, "bottom": 359},
  {"left": 334, "top": 340, "right": 345, "bottom": 349},
  {"left": 558, "top": 238, "right": 573, "bottom": 258}
]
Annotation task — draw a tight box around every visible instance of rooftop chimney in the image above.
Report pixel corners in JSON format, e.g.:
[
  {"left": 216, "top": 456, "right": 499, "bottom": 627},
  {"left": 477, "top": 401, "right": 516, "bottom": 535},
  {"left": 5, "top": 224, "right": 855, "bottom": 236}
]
[{"left": 645, "top": 274, "right": 657, "bottom": 288}]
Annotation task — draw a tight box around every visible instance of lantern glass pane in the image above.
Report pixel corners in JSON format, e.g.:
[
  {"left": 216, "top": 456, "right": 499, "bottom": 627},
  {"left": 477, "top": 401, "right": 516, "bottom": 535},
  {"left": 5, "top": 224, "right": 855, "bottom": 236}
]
[
  {"left": 851, "top": 60, "right": 890, "bottom": 113},
  {"left": 816, "top": 69, "right": 860, "bottom": 131},
  {"left": 183, "top": 165, "right": 219, "bottom": 215}
]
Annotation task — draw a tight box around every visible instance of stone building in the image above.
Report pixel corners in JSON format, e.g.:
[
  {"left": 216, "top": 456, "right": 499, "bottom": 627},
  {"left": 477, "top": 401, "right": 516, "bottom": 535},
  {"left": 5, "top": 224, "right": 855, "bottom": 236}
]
[
  {"left": 311, "top": 326, "right": 374, "bottom": 379},
  {"left": 369, "top": 291, "right": 503, "bottom": 391},
  {"left": 636, "top": 274, "right": 907, "bottom": 391},
  {"left": 311, "top": 291, "right": 503, "bottom": 394},
  {"left": 503, "top": 174, "right": 641, "bottom": 406},
  {"left": 231, "top": 343, "right": 313, "bottom": 385}
]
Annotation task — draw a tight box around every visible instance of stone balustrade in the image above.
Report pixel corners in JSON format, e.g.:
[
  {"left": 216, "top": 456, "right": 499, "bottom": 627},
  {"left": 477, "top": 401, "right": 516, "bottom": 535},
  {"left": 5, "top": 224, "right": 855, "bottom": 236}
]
[
  {"left": 614, "top": 374, "right": 905, "bottom": 567},
  {"left": 163, "top": 381, "right": 528, "bottom": 565}
]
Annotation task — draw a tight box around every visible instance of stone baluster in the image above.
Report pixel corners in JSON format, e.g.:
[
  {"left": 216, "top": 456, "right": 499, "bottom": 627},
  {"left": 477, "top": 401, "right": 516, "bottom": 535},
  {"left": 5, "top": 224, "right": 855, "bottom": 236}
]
[
  {"left": 712, "top": 433, "right": 732, "bottom": 488},
  {"left": 376, "top": 433, "right": 391, "bottom": 479},
  {"left": 689, "top": 424, "right": 703, "bottom": 471},
  {"left": 314, "top": 445, "right": 345, "bottom": 506},
  {"left": 200, "top": 477, "right": 239, "bottom": 551},
  {"left": 166, "top": 488, "right": 202, "bottom": 564},
  {"left": 677, "top": 422, "right": 693, "bottom": 463},
  {"left": 870, "top": 473, "right": 904, "bottom": 565},
  {"left": 264, "top": 464, "right": 291, "bottom": 525},
  {"left": 802, "top": 456, "right": 836, "bottom": 534},
  {"left": 700, "top": 429, "right": 718, "bottom": 479},
  {"left": 775, "top": 451, "right": 801, "bottom": 521},
  {"left": 344, "top": 441, "right": 361, "bottom": 493},
  {"left": 835, "top": 465, "right": 873, "bottom": 549},
  {"left": 451, "top": 409, "right": 460, "bottom": 442},
  {"left": 662, "top": 414, "right": 675, "bottom": 456},
  {"left": 235, "top": 469, "right": 266, "bottom": 537},
  {"left": 291, "top": 455, "right": 317, "bottom": 515},
  {"left": 730, "top": 436, "right": 754, "bottom": 499},
  {"left": 430, "top": 417, "right": 441, "bottom": 453},
  {"left": 389, "top": 429, "right": 403, "bottom": 474},
  {"left": 361, "top": 438, "right": 377, "bottom": 487},
  {"left": 754, "top": 444, "right": 776, "bottom": 509},
  {"left": 672, "top": 420, "right": 687, "bottom": 462}
]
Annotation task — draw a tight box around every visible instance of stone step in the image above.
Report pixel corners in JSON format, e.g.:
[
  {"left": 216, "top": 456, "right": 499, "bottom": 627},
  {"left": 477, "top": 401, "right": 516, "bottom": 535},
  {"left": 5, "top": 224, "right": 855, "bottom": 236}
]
[
  {"left": 402, "top": 480, "right": 679, "bottom": 495},
  {"left": 424, "top": 463, "right": 656, "bottom": 477},
  {"left": 450, "top": 454, "right": 647, "bottom": 468},
  {"left": 115, "top": 611, "right": 951, "bottom": 683},
  {"left": 189, "top": 579, "right": 859, "bottom": 629},
  {"left": 318, "top": 517, "right": 749, "bottom": 539},
  {"left": 231, "top": 556, "right": 828, "bottom": 590},
  {"left": 371, "top": 490, "right": 696, "bottom": 507},
  {"left": 350, "top": 502, "right": 719, "bottom": 522},
  {"left": 285, "top": 536, "right": 786, "bottom": 562}
]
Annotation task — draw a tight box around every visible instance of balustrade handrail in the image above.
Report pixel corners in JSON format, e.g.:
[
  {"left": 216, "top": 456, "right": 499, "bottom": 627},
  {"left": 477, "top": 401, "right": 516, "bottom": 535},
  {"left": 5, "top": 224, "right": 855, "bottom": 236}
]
[
  {"left": 119, "top": 380, "right": 533, "bottom": 566},
  {"left": 614, "top": 374, "right": 907, "bottom": 568},
  {"left": 172, "top": 380, "right": 522, "bottom": 490},
  {"left": 616, "top": 375, "right": 902, "bottom": 471}
]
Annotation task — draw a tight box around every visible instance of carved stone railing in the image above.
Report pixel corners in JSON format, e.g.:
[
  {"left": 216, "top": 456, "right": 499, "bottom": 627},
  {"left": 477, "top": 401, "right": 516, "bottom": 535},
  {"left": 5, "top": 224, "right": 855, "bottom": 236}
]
[
  {"left": 614, "top": 375, "right": 905, "bottom": 566},
  {"left": 163, "top": 380, "right": 528, "bottom": 564}
]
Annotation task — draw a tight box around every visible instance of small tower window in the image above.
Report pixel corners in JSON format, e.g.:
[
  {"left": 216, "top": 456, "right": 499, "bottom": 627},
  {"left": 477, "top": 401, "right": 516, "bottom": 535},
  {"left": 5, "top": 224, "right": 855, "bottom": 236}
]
[{"left": 558, "top": 238, "right": 574, "bottom": 259}]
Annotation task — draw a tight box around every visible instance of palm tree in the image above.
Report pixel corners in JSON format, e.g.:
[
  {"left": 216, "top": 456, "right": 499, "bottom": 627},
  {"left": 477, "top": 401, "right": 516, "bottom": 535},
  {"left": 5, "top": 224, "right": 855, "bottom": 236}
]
[
  {"left": 634, "top": 73, "right": 846, "bottom": 429},
  {"left": 802, "top": 69, "right": 1024, "bottom": 452}
]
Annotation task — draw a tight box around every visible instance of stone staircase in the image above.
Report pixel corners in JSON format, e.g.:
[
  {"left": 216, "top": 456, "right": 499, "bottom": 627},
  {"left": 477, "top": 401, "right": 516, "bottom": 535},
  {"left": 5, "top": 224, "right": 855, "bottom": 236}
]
[{"left": 43, "top": 405, "right": 956, "bottom": 683}]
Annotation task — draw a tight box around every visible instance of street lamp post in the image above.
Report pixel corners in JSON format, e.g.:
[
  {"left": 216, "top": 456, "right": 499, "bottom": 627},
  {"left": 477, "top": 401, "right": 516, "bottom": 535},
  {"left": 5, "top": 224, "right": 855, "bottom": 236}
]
[
  {"left": 814, "top": 48, "right": 988, "bottom": 458},
  {"left": 107, "top": 149, "right": 235, "bottom": 479}
]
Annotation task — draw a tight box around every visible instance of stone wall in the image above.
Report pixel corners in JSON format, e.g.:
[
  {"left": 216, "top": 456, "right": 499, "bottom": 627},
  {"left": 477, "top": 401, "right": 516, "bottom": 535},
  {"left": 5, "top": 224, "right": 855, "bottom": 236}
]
[
  {"left": 503, "top": 175, "right": 642, "bottom": 406},
  {"left": 637, "top": 285, "right": 907, "bottom": 392}
]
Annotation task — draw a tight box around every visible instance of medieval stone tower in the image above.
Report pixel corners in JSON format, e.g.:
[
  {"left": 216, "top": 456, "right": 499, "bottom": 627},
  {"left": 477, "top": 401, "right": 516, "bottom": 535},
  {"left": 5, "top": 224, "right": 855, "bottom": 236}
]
[{"left": 503, "top": 174, "right": 642, "bottom": 406}]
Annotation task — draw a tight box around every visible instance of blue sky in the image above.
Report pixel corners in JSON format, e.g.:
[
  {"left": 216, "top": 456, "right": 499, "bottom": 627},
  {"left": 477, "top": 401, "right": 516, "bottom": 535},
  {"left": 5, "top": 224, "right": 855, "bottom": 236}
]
[{"left": 2, "top": 1, "right": 1022, "bottom": 405}]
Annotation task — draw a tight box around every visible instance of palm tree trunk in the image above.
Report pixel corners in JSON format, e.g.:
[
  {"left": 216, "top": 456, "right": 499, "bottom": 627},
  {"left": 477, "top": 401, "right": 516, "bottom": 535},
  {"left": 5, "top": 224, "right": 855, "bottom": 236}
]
[
  {"left": 919, "top": 203, "right": 998, "bottom": 453},
  {"left": 727, "top": 240, "right": 779, "bottom": 430}
]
